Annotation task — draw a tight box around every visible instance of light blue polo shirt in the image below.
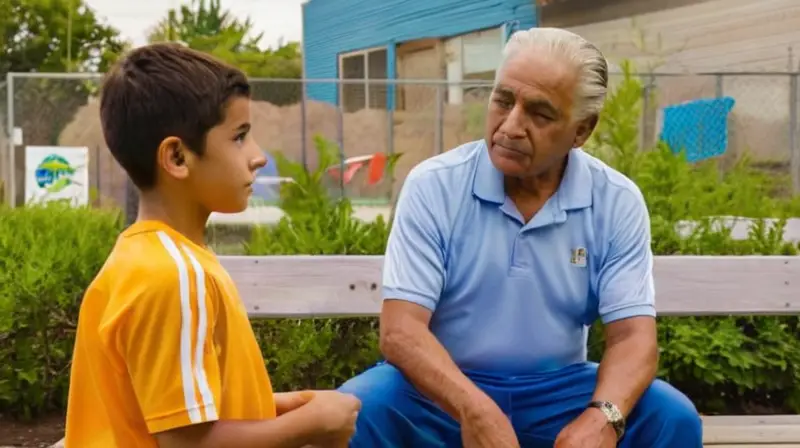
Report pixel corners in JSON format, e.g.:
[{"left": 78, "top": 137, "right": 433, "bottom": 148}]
[{"left": 382, "top": 140, "right": 655, "bottom": 375}]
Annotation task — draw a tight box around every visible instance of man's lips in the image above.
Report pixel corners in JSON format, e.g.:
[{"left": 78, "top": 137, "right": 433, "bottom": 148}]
[{"left": 494, "top": 143, "right": 529, "bottom": 156}]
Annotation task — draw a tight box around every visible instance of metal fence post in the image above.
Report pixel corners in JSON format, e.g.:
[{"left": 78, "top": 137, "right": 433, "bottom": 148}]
[
  {"left": 6, "top": 72, "right": 14, "bottom": 206},
  {"left": 336, "top": 102, "right": 345, "bottom": 199},
  {"left": 640, "top": 74, "right": 650, "bottom": 150},
  {"left": 715, "top": 73, "right": 731, "bottom": 175},
  {"left": 300, "top": 79, "right": 308, "bottom": 171},
  {"left": 790, "top": 72, "right": 800, "bottom": 193},
  {"left": 387, "top": 80, "right": 395, "bottom": 203},
  {"left": 387, "top": 80, "right": 395, "bottom": 157}
]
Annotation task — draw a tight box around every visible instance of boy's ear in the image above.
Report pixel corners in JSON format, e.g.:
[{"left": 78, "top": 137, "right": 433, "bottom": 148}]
[{"left": 157, "top": 136, "right": 190, "bottom": 181}]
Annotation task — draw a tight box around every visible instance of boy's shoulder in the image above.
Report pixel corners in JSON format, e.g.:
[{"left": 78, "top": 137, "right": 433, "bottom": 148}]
[
  {"left": 103, "top": 230, "right": 180, "bottom": 279},
  {"left": 87, "top": 227, "right": 224, "bottom": 331},
  {"left": 98, "top": 225, "right": 217, "bottom": 298}
]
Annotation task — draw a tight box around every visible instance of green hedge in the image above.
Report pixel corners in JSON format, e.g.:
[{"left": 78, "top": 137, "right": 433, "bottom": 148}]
[
  {"left": 0, "top": 203, "right": 124, "bottom": 419},
  {"left": 3, "top": 62, "right": 800, "bottom": 420}
]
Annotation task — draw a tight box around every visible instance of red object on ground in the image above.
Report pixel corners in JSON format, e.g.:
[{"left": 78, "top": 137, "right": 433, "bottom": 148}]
[
  {"left": 327, "top": 153, "right": 388, "bottom": 186},
  {"left": 367, "top": 152, "right": 387, "bottom": 185},
  {"left": 328, "top": 161, "right": 366, "bottom": 184}
]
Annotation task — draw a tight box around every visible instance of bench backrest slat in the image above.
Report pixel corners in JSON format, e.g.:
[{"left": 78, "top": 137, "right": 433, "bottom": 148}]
[{"left": 218, "top": 255, "right": 800, "bottom": 318}]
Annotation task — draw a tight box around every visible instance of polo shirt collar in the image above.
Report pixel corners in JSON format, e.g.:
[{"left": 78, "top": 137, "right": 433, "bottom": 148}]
[
  {"left": 472, "top": 140, "right": 505, "bottom": 204},
  {"left": 557, "top": 148, "right": 593, "bottom": 210},
  {"left": 472, "top": 143, "right": 593, "bottom": 211}
]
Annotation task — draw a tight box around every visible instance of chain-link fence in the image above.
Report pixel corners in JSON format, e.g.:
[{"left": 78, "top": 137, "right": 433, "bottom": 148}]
[
  {"left": 3, "top": 71, "right": 800, "bottom": 210},
  {"left": 247, "top": 78, "right": 493, "bottom": 206},
  {"left": 638, "top": 73, "right": 800, "bottom": 181},
  {"left": 3, "top": 73, "right": 114, "bottom": 208}
]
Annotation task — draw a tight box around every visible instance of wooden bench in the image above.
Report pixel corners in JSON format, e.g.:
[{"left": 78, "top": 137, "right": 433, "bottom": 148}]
[{"left": 219, "top": 254, "right": 800, "bottom": 447}]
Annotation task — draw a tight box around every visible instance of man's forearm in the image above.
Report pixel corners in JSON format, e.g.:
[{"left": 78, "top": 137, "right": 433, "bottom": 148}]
[
  {"left": 593, "top": 332, "right": 658, "bottom": 417},
  {"left": 381, "top": 320, "right": 496, "bottom": 422}
]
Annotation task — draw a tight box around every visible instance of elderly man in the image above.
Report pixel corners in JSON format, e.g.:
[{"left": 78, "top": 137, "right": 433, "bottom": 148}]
[{"left": 338, "top": 27, "right": 702, "bottom": 448}]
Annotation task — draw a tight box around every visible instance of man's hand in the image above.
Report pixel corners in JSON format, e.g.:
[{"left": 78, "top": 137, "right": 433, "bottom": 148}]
[
  {"left": 460, "top": 400, "right": 520, "bottom": 448},
  {"left": 554, "top": 408, "right": 616, "bottom": 448}
]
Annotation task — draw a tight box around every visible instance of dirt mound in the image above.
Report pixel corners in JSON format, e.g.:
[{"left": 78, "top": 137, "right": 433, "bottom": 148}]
[
  {"left": 247, "top": 100, "right": 484, "bottom": 199},
  {"left": 57, "top": 98, "right": 486, "bottom": 206},
  {"left": 58, "top": 100, "right": 127, "bottom": 208}
]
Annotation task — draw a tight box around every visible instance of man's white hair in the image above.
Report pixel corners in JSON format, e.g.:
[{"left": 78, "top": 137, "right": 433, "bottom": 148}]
[{"left": 497, "top": 27, "right": 609, "bottom": 121}]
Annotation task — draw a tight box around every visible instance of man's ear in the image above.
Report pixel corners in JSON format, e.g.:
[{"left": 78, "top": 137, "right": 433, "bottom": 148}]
[
  {"left": 156, "top": 137, "right": 190, "bottom": 181},
  {"left": 573, "top": 114, "right": 599, "bottom": 148}
]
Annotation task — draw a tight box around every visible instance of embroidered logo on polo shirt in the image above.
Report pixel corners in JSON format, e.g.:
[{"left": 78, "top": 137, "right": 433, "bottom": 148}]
[{"left": 570, "top": 247, "right": 587, "bottom": 267}]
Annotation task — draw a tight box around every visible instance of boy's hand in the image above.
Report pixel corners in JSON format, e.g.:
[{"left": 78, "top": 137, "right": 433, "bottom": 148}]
[
  {"left": 305, "top": 391, "right": 362, "bottom": 445},
  {"left": 275, "top": 391, "right": 315, "bottom": 415}
]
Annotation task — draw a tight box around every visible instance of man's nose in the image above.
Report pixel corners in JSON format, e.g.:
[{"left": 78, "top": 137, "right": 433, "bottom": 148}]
[{"left": 498, "top": 104, "right": 527, "bottom": 138}]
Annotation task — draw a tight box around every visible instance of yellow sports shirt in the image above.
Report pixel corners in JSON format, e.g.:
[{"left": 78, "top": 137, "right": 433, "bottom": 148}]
[{"left": 65, "top": 220, "right": 276, "bottom": 447}]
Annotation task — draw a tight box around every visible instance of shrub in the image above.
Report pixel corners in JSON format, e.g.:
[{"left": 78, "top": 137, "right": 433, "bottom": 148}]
[
  {"left": 586, "top": 62, "right": 800, "bottom": 414},
  {"left": 0, "top": 202, "right": 123, "bottom": 419},
  {"left": 246, "top": 137, "right": 387, "bottom": 391}
]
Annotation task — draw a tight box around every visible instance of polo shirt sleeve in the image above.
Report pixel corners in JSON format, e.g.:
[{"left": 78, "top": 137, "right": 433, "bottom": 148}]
[
  {"left": 596, "top": 189, "right": 656, "bottom": 324},
  {"left": 382, "top": 173, "right": 446, "bottom": 311}
]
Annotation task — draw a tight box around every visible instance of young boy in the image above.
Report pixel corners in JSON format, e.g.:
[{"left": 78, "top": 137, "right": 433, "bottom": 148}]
[{"left": 64, "top": 43, "right": 361, "bottom": 447}]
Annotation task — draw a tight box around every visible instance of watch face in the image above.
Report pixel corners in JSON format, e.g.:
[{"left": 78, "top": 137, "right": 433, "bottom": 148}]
[
  {"left": 591, "top": 401, "right": 625, "bottom": 439},
  {"left": 598, "top": 402, "right": 621, "bottom": 421}
]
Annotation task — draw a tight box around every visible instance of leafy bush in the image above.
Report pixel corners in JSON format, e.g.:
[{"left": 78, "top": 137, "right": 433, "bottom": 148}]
[
  {"left": 586, "top": 62, "right": 800, "bottom": 414},
  {"left": 246, "top": 137, "right": 387, "bottom": 391},
  {"left": 0, "top": 202, "right": 123, "bottom": 419}
]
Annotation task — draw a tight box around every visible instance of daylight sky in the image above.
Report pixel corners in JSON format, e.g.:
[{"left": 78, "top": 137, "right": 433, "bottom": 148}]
[{"left": 84, "top": 0, "right": 306, "bottom": 49}]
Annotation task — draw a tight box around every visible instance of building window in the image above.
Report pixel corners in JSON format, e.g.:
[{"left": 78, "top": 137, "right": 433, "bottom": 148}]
[
  {"left": 339, "top": 47, "right": 388, "bottom": 112},
  {"left": 445, "top": 27, "right": 505, "bottom": 105},
  {"left": 461, "top": 27, "right": 503, "bottom": 80}
]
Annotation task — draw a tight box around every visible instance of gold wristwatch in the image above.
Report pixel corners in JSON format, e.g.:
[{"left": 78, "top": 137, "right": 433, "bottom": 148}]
[{"left": 588, "top": 400, "right": 625, "bottom": 440}]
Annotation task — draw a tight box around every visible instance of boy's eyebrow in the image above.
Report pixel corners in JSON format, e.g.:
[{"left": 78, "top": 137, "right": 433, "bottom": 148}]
[{"left": 235, "top": 122, "right": 251, "bottom": 132}]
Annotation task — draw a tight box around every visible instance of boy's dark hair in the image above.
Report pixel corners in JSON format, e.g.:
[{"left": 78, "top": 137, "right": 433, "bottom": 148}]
[{"left": 100, "top": 43, "right": 250, "bottom": 189}]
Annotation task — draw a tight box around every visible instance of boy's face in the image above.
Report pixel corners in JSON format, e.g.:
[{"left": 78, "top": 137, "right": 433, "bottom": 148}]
[{"left": 186, "top": 96, "right": 266, "bottom": 214}]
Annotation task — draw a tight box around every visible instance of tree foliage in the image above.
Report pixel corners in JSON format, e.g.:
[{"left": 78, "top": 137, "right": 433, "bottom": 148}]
[
  {"left": 0, "top": 0, "right": 126, "bottom": 204},
  {"left": 147, "top": 0, "right": 301, "bottom": 79},
  {"left": 0, "top": 0, "right": 124, "bottom": 74}
]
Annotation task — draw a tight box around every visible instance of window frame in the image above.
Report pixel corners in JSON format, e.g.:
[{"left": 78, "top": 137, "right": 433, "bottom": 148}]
[{"left": 338, "top": 46, "right": 389, "bottom": 111}]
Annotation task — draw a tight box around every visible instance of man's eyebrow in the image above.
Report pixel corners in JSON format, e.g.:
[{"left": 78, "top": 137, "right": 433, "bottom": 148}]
[
  {"left": 493, "top": 85, "right": 560, "bottom": 117},
  {"left": 524, "top": 98, "right": 560, "bottom": 117},
  {"left": 493, "top": 86, "right": 514, "bottom": 97}
]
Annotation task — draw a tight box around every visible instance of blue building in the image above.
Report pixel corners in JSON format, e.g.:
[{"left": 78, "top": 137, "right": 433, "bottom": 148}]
[{"left": 301, "top": 0, "right": 537, "bottom": 110}]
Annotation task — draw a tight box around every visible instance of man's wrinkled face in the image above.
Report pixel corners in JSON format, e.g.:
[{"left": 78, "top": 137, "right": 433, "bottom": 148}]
[{"left": 485, "top": 51, "right": 595, "bottom": 178}]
